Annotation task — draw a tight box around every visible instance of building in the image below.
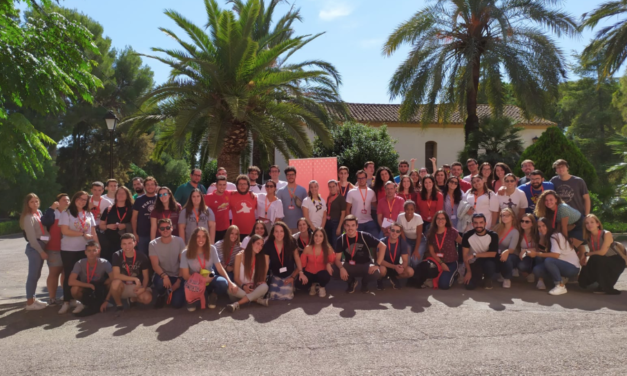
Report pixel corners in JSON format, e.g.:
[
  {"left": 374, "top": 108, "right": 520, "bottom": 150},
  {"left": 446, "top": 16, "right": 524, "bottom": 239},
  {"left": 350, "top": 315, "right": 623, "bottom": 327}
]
[{"left": 274, "top": 102, "right": 555, "bottom": 175}]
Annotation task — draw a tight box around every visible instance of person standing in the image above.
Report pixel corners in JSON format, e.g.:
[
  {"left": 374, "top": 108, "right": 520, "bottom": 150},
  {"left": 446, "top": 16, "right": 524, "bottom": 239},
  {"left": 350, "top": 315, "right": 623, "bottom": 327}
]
[
  {"left": 377, "top": 181, "right": 405, "bottom": 238},
  {"left": 494, "top": 208, "right": 521, "bottom": 289},
  {"left": 178, "top": 188, "right": 216, "bottom": 244},
  {"left": 325, "top": 180, "right": 346, "bottom": 248},
  {"left": 394, "top": 160, "right": 411, "bottom": 183},
  {"left": 415, "top": 175, "right": 443, "bottom": 233},
  {"left": 479, "top": 163, "right": 494, "bottom": 191},
  {"left": 89, "top": 181, "right": 112, "bottom": 256},
  {"left": 397, "top": 175, "right": 417, "bottom": 203},
  {"left": 150, "top": 219, "right": 187, "bottom": 309},
  {"left": 131, "top": 176, "right": 158, "bottom": 256},
  {"left": 298, "top": 228, "right": 335, "bottom": 297},
  {"left": 207, "top": 167, "right": 237, "bottom": 193},
  {"left": 550, "top": 159, "right": 590, "bottom": 217},
  {"left": 518, "top": 170, "right": 555, "bottom": 214},
  {"left": 496, "top": 173, "right": 528, "bottom": 219},
  {"left": 462, "top": 214, "right": 499, "bottom": 290},
  {"left": 131, "top": 177, "right": 145, "bottom": 200},
  {"left": 364, "top": 161, "right": 376, "bottom": 188},
  {"left": 41, "top": 193, "right": 69, "bottom": 305},
  {"left": 99, "top": 186, "right": 134, "bottom": 261},
  {"left": 463, "top": 159, "right": 479, "bottom": 182},
  {"left": 255, "top": 180, "right": 284, "bottom": 232},
  {"left": 174, "top": 168, "right": 207, "bottom": 206},
  {"left": 492, "top": 163, "right": 518, "bottom": 192},
  {"left": 204, "top": 176, "right": 231, "bottom": 242},
  {"left": 276, "top": 166, "right": 307, "bottom": 234},
  {"left": 462, "top": 176, "right": 499, "bottom": 231},
  {"left": 346, "top": 170, "right": 378, "bottom": 238},
  {"left": 443, "top": 176, "right": 462, "bottom": 229},
  {"left": 376, "top": 223, "right": 414, "bottom": 290},
  {"left": 226, "top": 234, "right": 270, "bottom": 312},
  {"left": 450, "top": 162, "right": 472, "bottom": 192},
  {"left": 20, "top": 193, "right": 50, "bottom": 310},
  {"left": 58, "top": 191, "right": 99, "bottom": 314},
  {"left": 109, "top": 234, "right": 152, "bottom": 312},
  {"left": 228, "top": 175, "right": 258, "bottom": 240},
  {"left": 518, "top": 160, "right": 535, "bottom": 186},
  {"left": 150, "top": 186, "right": 182, "bottom": 240},
  {"left": 268, "top": 165, "right": 288, "bottom": 190},
  {"left": 338, "top": 166, "right": 355, "bottom": 200},
  {"left": 302, "top": 180, "right": 327, "bottom": 231},
  {"left": 372, "top": 166, "right": 394, "bottom": 234},
  {"left": 247, "top": 166, "right": 266, "bottom": 194},
  {"left": 105, "top": 179, "right": 118, "bottom": 202}
]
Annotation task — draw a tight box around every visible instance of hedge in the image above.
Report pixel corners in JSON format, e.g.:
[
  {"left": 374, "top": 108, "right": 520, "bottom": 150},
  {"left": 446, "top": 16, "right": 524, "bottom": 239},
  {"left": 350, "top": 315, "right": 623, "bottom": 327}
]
[{"left": 0, "top": 220, "right": 21, "bottom": 236}]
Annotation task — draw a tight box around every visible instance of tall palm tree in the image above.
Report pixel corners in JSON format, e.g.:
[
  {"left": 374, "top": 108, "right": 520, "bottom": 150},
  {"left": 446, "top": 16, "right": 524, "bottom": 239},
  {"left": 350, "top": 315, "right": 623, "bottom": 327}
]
[
  {"left": 383, "top": 0, "right": 578, "bottom": 144},
  {"left": 126, "top": 0, "right": 348, "bottom": 179},
  {"left": 581, "top": 0, "right": 627, "bottom": 79}
]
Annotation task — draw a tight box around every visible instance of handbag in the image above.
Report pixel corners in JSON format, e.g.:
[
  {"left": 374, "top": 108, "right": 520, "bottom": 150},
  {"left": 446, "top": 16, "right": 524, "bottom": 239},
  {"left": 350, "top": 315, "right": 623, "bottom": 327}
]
[{"left": 185, "top": 273, "right": 207, "bottom": 309}]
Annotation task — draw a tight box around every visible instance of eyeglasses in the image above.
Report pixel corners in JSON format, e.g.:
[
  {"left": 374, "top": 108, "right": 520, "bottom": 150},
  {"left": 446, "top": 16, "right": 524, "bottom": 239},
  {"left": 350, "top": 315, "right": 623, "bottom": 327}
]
[
  {"left": 158, "top": 193, "right": 169, "bottom": 197},
  {"left": 436, "top": 217, "right": 446, "bottom": 221},
  {"left": 286, "top": 173, "right": 296, "bottom": 177},
  {"left": 504, "top": 180, "right": 516, "bottom": 183},
  {"left": 390, "top": 229, "right": 401, "bottom": 233},
  {"left": 266, "top": 185, "right": 276, "bottom": 189},
  {"left": 521, "top": 220, "right": 532, "bottom": 224},
  {"left": 159, "top": 226, "right": 172, "bottom": 231},
  {"left": 357, "top": 177, "right": 367, "bottom": 180}
]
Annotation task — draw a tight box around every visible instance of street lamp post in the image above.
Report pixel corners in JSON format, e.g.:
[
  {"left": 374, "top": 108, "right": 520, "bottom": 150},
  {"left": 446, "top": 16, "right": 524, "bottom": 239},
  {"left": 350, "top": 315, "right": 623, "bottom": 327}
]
[{"left": 104, "top": 110, "right": 119, "bottom": 179}]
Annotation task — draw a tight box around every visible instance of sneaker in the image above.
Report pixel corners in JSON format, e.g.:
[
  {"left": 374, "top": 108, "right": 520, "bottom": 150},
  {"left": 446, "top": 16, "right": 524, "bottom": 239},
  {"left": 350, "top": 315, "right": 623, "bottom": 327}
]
[
  {"left": 72, "top": 302, "right": 85, "bottom": 314},
  {"left": 389, "top": 276, "right": 400, "bottom": 290},
  {"left": 484, "top": 279, "right": 493, "bottom": 290},
  {"left": 309, "top": 283, "right": 318, "bottom": 296},
  {"left": 48, "top": 298, "right": 57, "bottom": 306},
  {"left": 255, "top": 298, "right": 269, "bottom": 307},
  {"left": 536, "top": 279, "right": 546, "bottom": 290},
  {"left": 34, "top": 298, "right": 47, "bottom": 306},
  {"left": 58, "top": 302, "right": 70, "bottom": 314},
  {"left": 187, "top": 302, "right": 196, "bottom": 312},
  {"left": 208, "top": 293, "right": 218, "bottom": 309},
  {"left": 549, "top": 284, "right": 567, "bottom": 296},
  {"left": 115, "top": 305, "right": 124, "bottom": 316},
  {"left": 376, "top": 279, "right": 385, "bottom": 291},
  {"left": 496, "top": 274, "right": 504, "bottom": 283},
  {"left": 526, "top": 274, "right": 535, "bottom": 283},
  {"left": 69, "top": 299, "right": 79, "bottom": 308},
  {"left": 346, "top": 278, "right": 357, "bottom": 294},
  {"left": 502, "top": 279, "right": 511, "bottom": 289},
  {"left": 512, "top": 269, "right": 520, "bottom": 277},
  {"left": 227, "top": 302, "right": 240, "bottom": 312},
  {"left": 318, "top": 287, "right": 326, "bottom": 298},
  {"left": 25, "top": 301, "right": 46, "bottom": 311}
]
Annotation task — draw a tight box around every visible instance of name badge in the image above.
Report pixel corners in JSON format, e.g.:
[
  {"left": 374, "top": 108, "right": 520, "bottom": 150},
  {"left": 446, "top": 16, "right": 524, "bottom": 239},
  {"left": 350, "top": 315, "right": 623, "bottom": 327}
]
[
  {"left": 288, "top": 205, "right": 295, "bottom": 210},
  {"left": 40, "top": 236, "right": 50, "bottom": 241},
  {"left": 348, "top": 260, "right": 356, "bottom": 265},
  {"left": 450, "top": 215, "right": 457, "bottom": 220},
  {"left": 361, "top": 209, "right": 367, "bottom": 214},
  {"left": 279, "top": 267, "right": 287, "bottom": 273},
  {"left": 382, "top": 217, "right": 394, "bottom": 229},
  {"left": 436, "top": 253, "right": 444, "bottom": 258}
]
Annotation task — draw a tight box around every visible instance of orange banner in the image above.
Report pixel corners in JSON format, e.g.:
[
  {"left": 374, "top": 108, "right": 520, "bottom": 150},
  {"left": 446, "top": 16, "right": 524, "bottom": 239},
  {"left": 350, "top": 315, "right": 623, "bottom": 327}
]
[{"left": 288, "top": 157, "right": 338, "bottom": 200}]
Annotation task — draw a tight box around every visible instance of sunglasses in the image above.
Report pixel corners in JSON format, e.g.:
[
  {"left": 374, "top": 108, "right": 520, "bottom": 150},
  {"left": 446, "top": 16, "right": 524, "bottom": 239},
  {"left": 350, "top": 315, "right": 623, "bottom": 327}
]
[
  {"left": 448, "top": 181, "right": 458, "bottom": 185},
  {"left": 158, "top": 193, "right": 169, "bottom": 197},
  {"left": 389, "top": 229, "right": 401, "bottom": 233},
  {"left": 521, "top": 220, "right": 532, "bottom": 224},
  {"left": 159, "top": 226, "right": 172, "bottom": 231}
]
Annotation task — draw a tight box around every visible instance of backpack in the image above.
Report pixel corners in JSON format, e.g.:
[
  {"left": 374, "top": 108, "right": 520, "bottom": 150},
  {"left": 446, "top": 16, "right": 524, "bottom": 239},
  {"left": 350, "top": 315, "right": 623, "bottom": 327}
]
[{"left": 184, "top": 273, "right": 207, "bottom": 309}]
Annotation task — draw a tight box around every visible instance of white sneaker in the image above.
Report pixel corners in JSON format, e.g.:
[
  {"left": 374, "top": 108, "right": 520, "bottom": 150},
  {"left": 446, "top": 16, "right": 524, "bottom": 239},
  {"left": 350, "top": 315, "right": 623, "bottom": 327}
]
[
  {"left": 72, "top": 302, "right": 85, "bottom": 314},
  {"left": 255, "top": 298, "right": 269, "bottom": 307},
  {"left": 25, "top": 301, "right": 46, "bottom": 311},
  {"left": 58, "top": 302, "right": 70, "bottom": 314},
  {"left": 536, "top": 279, "right": 546, "bottom": 290},
  {"left": 309, "top": 283, "right": 318, "bottom": 296},
  {"left": 549, "top": 284, "right": 567, "bottom": 296},
  {"left": 70, "top": 299, "right": 79, "bottom": 308},
  {"left": 318, "top": 287, "right": 326, "bottom": 298},
  {"left": 512, "top": 269, "right": 520, "bottom": 277},
  {"left": 562, "top": 277, "right": 569, "bottom": 284},
  {"left": 34, "top": 298, "right": 47, "bottom": 306},
  {"left": 496, "top": 274, "right": 504, "bottom": 283},
  {"left": 502, "top": 279, "right": 511, "bottom": 289},
  {"left": 527, "top": 274, "right": 535, "bottom": 283}
]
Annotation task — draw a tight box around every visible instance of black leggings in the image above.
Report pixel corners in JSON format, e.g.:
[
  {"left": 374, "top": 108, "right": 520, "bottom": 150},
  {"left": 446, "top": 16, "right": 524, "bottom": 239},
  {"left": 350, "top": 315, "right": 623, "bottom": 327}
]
[
  {"left": 61, "top": 251, "right": 85, "bottom": 302},
  {"left": 579, "top": 255, "right": 625, "bottom": 292}
]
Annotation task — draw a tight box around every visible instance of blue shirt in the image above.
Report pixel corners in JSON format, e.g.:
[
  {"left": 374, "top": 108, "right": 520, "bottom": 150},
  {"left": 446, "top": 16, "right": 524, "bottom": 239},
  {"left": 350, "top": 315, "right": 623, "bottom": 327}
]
[
  {"left": 519, "top": 182, "right": 555, "bottom": 214},
  {"left": 174, "top": 182, "right": 207, "bottom": 206},
  {"left": 276, "top": 185, "right": 308, "bottom": 229},
  {"left": 393, "top": 175, "right": 401, "bottom": 184}
]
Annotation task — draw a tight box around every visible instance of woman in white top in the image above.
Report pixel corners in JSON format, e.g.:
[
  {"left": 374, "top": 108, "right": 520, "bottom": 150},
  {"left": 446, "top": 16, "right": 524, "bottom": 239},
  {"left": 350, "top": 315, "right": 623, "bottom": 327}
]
[
  {"left": 462, "top": 175, "right": 499, "bottom": 232},
  {"left": 227, "top": 234, "right": 269, "bottom": 312},
  {"left": 301, "top": 180, "right": 327, "bottom": 230},
  {"left": 20, "top": 193, "right": 50, "bottom": 310},
  {"left": 396, "top": 200, "right": 426, "bottom": 266},
  {"left": 255, "top": 180, "right": 284, "bottom": 232},
  {"left": 241, "top": 220, "right": 269, "bottom": 250},
  {"left": 530, "top": 216, "right": 581, "bottom": 295}
]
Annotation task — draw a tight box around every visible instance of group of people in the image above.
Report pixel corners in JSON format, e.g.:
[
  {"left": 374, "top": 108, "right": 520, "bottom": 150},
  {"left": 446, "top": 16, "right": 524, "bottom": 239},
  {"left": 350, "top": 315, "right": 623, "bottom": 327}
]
[{"left": 19, "top": 157, "right": 626, "bottom": 315}]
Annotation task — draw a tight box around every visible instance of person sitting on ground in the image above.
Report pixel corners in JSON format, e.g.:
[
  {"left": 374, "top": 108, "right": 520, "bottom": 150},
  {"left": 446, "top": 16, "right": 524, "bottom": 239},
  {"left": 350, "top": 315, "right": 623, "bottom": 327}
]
[
  {"left": 241, "top": 220, "right": 268, "bottom": 250},
  {"left": 494, "top": 208, "right": 521, "bottom": 289},
  {"left": 413, "top": 211, "right": 463, "bottom": 290},
  {"left": 227, "top": 234, "right": 270, "bottom": 312},
  {"left": 264, "top": 221, "right": 303, "bottom": 300},
  {"left": 531, "top": 217, "right": 581, "bottom": 295},
  {"left": 68, "top": 241, "right": 112, "bottom": 315},
  {"left": 180, "top": 227, "right": 238, "bottom": 311},
  {"left": 214, "top": 225, "right": 241, "bottom": 280},
  {"left": 578, "top": 214, "right": 626, "bottom": 295},
  {"left": 462, "top": 213, "right": 499, "bottom": 290},
  {"left": 376, "top": 222, "right": 414, "bottom": 290},
  {"left": 333, "top": 215, "right": 385, "bottom": 293},
  {"left": 517, "top": 214, "right": 542, "bottom": 285},
  {"left": 149, "top": 218, "right": 187, "bottom": 309},
  {"left": 297, "top": 228, "right": 335, "bottom": 298},
  {"left": 109, "top": 233, "right": 152, "bottom": 313},
  {"left": 293, "top": 217, "right": 313, "bottom": 254}
]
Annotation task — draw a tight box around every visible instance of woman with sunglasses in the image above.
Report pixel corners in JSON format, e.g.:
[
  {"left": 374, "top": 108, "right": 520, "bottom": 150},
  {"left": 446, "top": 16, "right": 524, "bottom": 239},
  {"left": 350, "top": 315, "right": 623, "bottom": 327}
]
[
  {"left": 325, "top": 180, "right": 346, "bottom": 248},
  {"left": 293, "top": 217, "right": 313, "bottom": 254},
  {"left": 255, "top": 180, "right": 284, "bottom": 233},
  {"left": 150, "top": 187, "right": 181, "bottom": 240},
  {"left": 241, "top": 220, "right": 269, "bottom": 250},
  {"left": 496, "top": 173, "right": 528, "bottom": 220},
  {"left": 517, "top": 214, "right": 542, "bottom": 286},
  {"left": 376, "top": 222, "right": 414, "bottom": 289},
  {"left": 493, "top": 208, "right": 520, "bottom": 289},
  {"left": 443, "top": 176, "right": 463, "bottom": 229}
]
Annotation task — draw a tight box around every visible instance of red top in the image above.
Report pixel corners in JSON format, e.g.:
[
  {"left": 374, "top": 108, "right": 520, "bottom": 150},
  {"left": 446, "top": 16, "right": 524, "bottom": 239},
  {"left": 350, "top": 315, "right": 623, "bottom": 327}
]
[
  {"left": 300, "top": 249, "right": 335, "bottom": 274},
  {"left": 377, "top": 196, "right": 406, "bottom": 220},
  {"left": 396, "top": 192, "right": 417, "bottom": 203},
  {"left": 46, "top": 210, "right": 62, "bottom": 251},
  {"left": 205, "top": 192, "right": 231, "bottom": 231},
  {"left": 150, "top": 203, "right": 181, "bottom": 236},
  {"left": 228, "top": 191, "right": 257, "bottom": 234},
  {"left": 415, "top": 192, "right": 444, "bottom": 222},
  {"left": 459, "top": 179, "right": 471, "bottom": 193}
]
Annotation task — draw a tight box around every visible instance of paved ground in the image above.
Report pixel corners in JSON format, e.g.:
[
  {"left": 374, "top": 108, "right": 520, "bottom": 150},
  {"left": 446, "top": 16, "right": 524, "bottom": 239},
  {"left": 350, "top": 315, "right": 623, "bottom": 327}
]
[{"left": 1, "top": 234, "right": 627, "bottom": 375}]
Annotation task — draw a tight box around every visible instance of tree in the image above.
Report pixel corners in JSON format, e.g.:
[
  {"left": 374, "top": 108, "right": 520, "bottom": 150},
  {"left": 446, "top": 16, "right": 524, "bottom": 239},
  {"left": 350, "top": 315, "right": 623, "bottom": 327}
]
[
  {"left": 515, "top": 127, "right": 597, "bottom": 188},
  {"left": 0, "top": 0, "right": 102, "bottom": 180},
  {"left": 312, "top": 122, "right": 399, "bottom": 182},
  {"left": 126, "top": 0, "right": 349, "bottom": 181},
  {"left": 383, "top": 0, "right": 578, "bottom": 147},
  {"left": 0, "top": 159, "right": 60, "bottom": 217},
  {"left": 458, "top": 116, "right": 525, "bottom": 168}
]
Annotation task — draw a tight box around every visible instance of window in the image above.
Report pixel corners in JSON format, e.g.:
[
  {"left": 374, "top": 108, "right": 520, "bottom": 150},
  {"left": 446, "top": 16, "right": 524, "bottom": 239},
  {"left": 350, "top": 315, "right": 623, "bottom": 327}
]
[{"left": 425, "top": 141, "right": 437, "bottom": 173}]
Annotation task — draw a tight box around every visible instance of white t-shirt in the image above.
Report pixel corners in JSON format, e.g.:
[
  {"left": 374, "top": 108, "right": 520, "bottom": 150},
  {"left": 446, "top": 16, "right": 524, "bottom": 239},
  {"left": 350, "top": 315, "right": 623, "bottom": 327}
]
[
  {"left": 89, "top": 195, "right": 112, "bottom": 226},
  {"left": 463, "top": 191, "right": 499, "bottom": 230},
  {"left": 497, "top": 189, "right": 528, "bottom": 213},
  {"left": 346, "top": 187, "right": 376, "bottom": 224},
  {"left": 59, "top": 210, "right": 97, "bottom": 251},
  {"left": 207, "top": 182, "right": 237, "bottom": 194},
  {"left": 256, "top": 194, "right": 284, "bottom": 223},
  {"left": 250, "top": 184, "right": 266, "bottom": 194},
  {"left": 549, "top": 233, "right": 581, "bottom": 268},
  {"left": 463, "top": 175, "right": 472, "bottom": 183},
  {"left": 396, "top": 212, "right": 424, "bottom": 240},
  {"left": 301, "top": 196, "right": 327, "bottom": 228},
  {"left": 274, "top": 180, "right": 288, "bottom": 190}
]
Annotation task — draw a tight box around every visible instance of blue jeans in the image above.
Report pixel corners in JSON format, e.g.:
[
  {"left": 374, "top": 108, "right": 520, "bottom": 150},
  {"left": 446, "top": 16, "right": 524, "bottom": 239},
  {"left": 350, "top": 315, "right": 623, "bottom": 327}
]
[
  {"left": 358, "top": 221, "right": 379, "bottom": 239},
  {"left": 499, "top": 254, "right": 520, "bottom": 280},
  {"left": 206, "top": 276, "right": 228, "bottom": 295},
  {"left": 137, "top": 236, "right": 150, "bottom": 256},
  {"left": 153, "top": 274, "right": 186, "bottom": 308},
  {"left": 533, "top": 258, "right": 580, "bottom": 285},
  {"left": 406, "top": 235, "right": 428, "bottom": 267},
  {"left": 518, "top": 255, "right": 544, "bottom": 273},
  {"left": 325, "top": 219, "right": 341, "bottom": 248},
  {"left": 25, "top": 244, "right": 44, "bottom": 300},
  {"left": 438, "top": 261, "right": 458, "bottom": 290}
]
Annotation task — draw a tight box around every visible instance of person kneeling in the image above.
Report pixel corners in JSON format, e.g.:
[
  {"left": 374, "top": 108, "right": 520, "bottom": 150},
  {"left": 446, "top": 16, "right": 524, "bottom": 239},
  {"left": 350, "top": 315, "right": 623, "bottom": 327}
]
[
  {"left": 462, "top": 214, "right": 499, "bottom": 290},
  {"left": 227, "top": 235, "right": 270, "bottom": 312},
  {"left": 376, "top": 223, "right": 414, "bottom": 290},
  {"left": 108, "top": 233, "right": 152, "bottom": 313},
  {"left": 333, "top": 215, "right": 384, "bottom": 293},
  {"left": 68, "top": 241, "right": 112, "bottom": 316},
  {"left": 297, "top": 228, "right": 335, "bottom": 297}
]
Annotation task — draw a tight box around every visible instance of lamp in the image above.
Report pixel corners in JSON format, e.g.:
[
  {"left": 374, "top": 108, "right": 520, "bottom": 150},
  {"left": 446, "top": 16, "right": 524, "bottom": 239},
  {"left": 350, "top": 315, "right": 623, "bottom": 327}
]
[{"left": 104, "top": 110, "right": 119, "bottom": 179}]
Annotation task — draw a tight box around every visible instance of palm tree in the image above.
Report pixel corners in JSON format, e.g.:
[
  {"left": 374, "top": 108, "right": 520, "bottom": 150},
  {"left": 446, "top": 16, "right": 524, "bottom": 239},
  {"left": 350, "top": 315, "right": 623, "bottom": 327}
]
[
  {"left": 126, "top": 0, "right": 348, "bottom": 179},
  {"left": 383, "top": 0, "right": 578, "bottom": 145},
  {"left": 581, "top": 0, "right": 627, "bottom": 79}
]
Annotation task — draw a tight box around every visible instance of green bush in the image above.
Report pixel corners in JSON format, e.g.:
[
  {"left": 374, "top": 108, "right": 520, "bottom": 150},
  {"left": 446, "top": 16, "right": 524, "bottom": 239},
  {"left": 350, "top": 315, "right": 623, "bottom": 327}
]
[
  {"left": 603, "top": 221, "right": 627, "bottom": 233},
  {"left": 0, "top": 221, "right": 21, "bottom": 236},
  {"left": 313, "top": 122, "right": 399, "bottom": 181},
  {"left": 515, "top": 126, "right": 597, "bottom": 188}
]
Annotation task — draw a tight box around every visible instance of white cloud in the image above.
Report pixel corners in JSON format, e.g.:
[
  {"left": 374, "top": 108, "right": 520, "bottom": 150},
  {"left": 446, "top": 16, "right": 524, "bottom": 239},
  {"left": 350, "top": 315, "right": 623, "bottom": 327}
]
[
  {"left": 360, "top": 38, "right": 384, "bottom": 49},
  {"left": 319, "top": 3, "right": 353, "bottom": 21}
]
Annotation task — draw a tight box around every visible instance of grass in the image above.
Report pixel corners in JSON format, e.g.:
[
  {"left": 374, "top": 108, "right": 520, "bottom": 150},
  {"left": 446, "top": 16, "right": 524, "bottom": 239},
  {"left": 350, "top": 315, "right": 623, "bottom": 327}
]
[{"left": 0, "top": 220, "right": 21, "bottom": 236}]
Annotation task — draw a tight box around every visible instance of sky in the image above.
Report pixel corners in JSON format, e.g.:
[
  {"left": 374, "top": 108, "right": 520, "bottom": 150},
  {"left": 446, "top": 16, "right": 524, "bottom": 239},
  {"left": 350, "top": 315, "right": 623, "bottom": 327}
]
[{"left": 25, "top": 0, "right": 618, "bottom": 104}]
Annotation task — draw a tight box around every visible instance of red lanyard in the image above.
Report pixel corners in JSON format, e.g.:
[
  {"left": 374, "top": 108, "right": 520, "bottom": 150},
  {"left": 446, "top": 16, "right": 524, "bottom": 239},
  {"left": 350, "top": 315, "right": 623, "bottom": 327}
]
[
  {"left": 274, "top": 242, "right": 284, "bottom": 267},
  {"left": 287, "top": 186, "right": 296, "bottom": 203},
  {"left": 523, "top": 233, "right": 531, "bottom": 249},
  {"left": 327, "top": 194, "right": 337, "bottom": 215},
  {"left": 387, "top": 238, "right": 399, "bottom": 263},
  {"left": 499, "top": 227, "right": 514, "bottom": 245},
  {"left": 91, "top": 196, "right": 102, "bottom": 217},
  {"left": 162, "top": 210, "right": 171, "bottom": 220},
  {"left": 86, "top": 261, "right": 97, "bottom": 283},
  {"left": 124, "top": 251, "right": 136, "bottom": 277},
  {"left": 358, "top": 188, "right": 368, "bottom": 207},
  {"left": 248, "top": 258, "right": 255, "bottom": 280},
  {"left": 77, "top": 210, "right": 87, "bottom": 230},
  {"left": 435, "top": 229, "right": 447, "bottom": 251},
  {"left": 347, "top": 233, "right": 359, "bottom": 259},
  {"left": 264, "top": 196, "right": 272, "bottom": 216},
  {"left": 590, "top": 231, "right": 602, "bottom": 252},
  {"left": 198, "top": 255, "right": 206, "bottom": 270},
  {"left": 552, "top": 208, "right": 558, "bottom": 229},
  {"left": 387, "top": 197, "right": 396, "bottom": 218},
  {"left": 299, "top": 236, "right": 309, "bottom": 249},
  {"left": 116, "top": 206, "right": 128, "bottom": 222},
  {"left": 193, "top": 208, "right": 200, "bottom": 224},
  {"left": 340, "top": 184, "right": 348, "bottom": 197},
  {"left": 33, "top": 211, "right": 45, "bottom": 234}
]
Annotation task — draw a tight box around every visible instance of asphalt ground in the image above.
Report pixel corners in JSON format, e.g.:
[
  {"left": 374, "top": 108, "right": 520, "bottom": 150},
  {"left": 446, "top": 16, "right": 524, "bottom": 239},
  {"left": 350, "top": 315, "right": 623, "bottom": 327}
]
[{"left": 1, "top": 234, "right": 627, "bottom": 375}]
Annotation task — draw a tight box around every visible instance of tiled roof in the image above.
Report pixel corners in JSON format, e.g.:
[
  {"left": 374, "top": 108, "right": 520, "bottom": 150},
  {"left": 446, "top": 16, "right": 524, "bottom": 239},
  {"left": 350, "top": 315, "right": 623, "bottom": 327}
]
[{"left": 333, "top": 103, "right": 555, "bottom": 125}]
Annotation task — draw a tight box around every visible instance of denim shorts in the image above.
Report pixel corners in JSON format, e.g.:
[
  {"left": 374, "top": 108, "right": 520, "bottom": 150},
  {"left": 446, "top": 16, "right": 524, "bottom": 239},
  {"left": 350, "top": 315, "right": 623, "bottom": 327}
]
[
  {"left": 568, "top": 216, "right": 584, "bottom": 242},
  {"left": 45, "top": 250, "right": 63, "bottom": 267}
]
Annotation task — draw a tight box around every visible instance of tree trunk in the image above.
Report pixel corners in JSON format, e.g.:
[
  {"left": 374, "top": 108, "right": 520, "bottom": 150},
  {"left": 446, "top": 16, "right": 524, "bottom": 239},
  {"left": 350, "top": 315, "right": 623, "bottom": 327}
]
[
  {"left": 465, "top": 55, "right": 481, "bottom": 158},
  {"left": 216, "top": 121, "right": 249, "bottom": 182}
]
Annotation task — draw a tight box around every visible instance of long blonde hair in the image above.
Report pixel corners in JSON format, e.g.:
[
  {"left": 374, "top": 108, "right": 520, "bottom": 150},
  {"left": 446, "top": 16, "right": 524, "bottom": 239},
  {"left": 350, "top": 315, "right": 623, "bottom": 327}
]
[
  {"left": 583, "top": 214, "right": 604, "bottom": 241},
  {"left": 19, "top": 193, "right": 39, "bottom": 230},
  {"left": 492, "top": 208, "right": 520, "bottom": 252}
]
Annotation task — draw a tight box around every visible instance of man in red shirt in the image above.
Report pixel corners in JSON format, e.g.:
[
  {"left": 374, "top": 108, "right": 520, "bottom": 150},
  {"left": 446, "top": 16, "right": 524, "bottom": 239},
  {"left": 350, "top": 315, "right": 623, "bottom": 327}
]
[
  {"left": 377, "top": 181, "right": 405, "bottom": 238},
  {"left": 229, "top": 175, "right": 257, "bottom": 240},
  {"left": 204, "top": 176, "right": 231, "bottom": 242}
]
